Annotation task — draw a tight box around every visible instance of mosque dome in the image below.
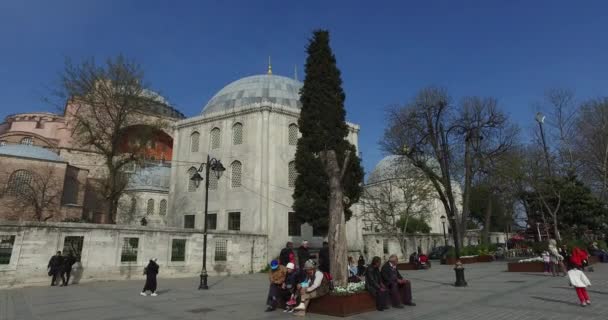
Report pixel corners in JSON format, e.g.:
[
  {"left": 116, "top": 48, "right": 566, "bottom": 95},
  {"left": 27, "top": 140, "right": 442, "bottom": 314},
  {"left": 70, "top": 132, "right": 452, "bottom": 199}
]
[
  {"left": 0, "top": 144, "right": 64, "bottom": 162},
  {"left": 201, "top": 74, "right": 303, "bottom": 115},
  {"left": 126, "top": 166, "right": 171, "bottom": 192},
  {"left": 367, "top": 155, "right": 407, "bottom": 184}
]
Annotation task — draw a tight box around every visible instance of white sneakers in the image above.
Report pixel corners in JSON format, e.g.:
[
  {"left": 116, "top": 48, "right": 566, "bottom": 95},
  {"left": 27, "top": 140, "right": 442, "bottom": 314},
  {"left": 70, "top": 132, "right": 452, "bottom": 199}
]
[
  {"left": 151, "top": 293, "right": 158, "bottom": 297},
  {"left": 140, "top": 292, "right": 158, "bottom": 297},
  {"left": 140, "top": 292, "right": 147, "bottom": 296},
  {"left": 294, "top": 303, "right": 306, "bottom": 311}
]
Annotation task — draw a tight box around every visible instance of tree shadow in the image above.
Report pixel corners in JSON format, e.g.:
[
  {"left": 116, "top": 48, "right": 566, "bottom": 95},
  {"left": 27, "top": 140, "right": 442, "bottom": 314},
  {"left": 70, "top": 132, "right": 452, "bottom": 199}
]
[{"left": 531, "top": 296, "right": 579, "bottom": 306}]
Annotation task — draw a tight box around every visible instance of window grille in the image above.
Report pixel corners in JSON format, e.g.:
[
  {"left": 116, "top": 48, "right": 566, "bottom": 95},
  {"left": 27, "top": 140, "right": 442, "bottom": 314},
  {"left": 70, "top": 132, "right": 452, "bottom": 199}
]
[
  {"left": 210, "top": 128, "right": 221, "bottom": 149},
  {"left": 206, "top": 214, "right": 217, "bottom": 230},
  {"left": 288, "top": 124, "right": 298, "bottom": 145},
  {"left": 190, "top": 132, "right": 200, "bottom": 152},
  {"left": 184, "top": 215, "right": 195, "bottom": 229},
  {"left": 288, "top": 161, "right": 297, "bottom": 188},
  {"left": 383, "top": 239, "right": 389, "bottom": 254},
  {"left": 63, "top": 236, "right": 84, "bottom": 260},
  {"left": 130, "top": 197, "right": 137, "bottom": 214},
  {"left": 6, "top": 170, "right": 33, "bottom": 195},
  {"left": 228, "top": 212, "right": 240, "bottom": 231},
  {"left": 231, "top": 161, "right": 242, "bottom": 188},
  {"left": 146, "top": 199, "right": 154, "bottom": 215},
  {"left": 232, "top": 123, "right": 243, "bottom": 145},
  {"left": 187, "top": 168, "right": 197, "bottom": 192},
  {"left": 0, "top": 235, "right": 16, "bottom": 265},
  {"left": 288, "top": 212, "right": 301, "bottom": 236},
  {"left": 159, "top": 199, "right": 167, "bottom": 215},
  {"left": 120, "top": 238, "right": 139, "bottom": 262},
  {"left": 171, "top": 239, "right": 186, "bottom": 262},
  {"left": 20, "top": 137, "right": 33, "bottom": 145},
  {"left": 208, "top": 171, "right": 218, "bottom": 190},
  {"left": 215, "top": 239, "right": 227, "bottom": 262}
]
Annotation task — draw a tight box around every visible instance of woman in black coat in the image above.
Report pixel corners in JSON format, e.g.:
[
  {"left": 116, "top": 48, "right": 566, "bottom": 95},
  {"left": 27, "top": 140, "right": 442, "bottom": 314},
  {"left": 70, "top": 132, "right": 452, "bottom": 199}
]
[
  {"left": 365, "top": 256, "right": 388, "bottom": 311},
  {"left": 141, "top": 258, "right": 159, "bottom": 296}
]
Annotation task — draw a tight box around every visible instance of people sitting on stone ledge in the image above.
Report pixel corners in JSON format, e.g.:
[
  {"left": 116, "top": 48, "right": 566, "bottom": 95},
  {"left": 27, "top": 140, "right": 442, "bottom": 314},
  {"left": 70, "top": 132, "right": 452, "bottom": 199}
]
[
  {"left": 381, "top": 254, "right": 416, "bottom": 308},
  {"left": 279, "top": 241, "right": 296, "bottom": 267},
  {"left": 284, "top": 262, "right": 304, "bottom": 313},
  {"left": 294, "top": 260, "right": 330, "bottom": 316},
  {"left": 366, "top": 256, "right": 389, "bottom": 311},
  {"left": 297, "top": 241, "right": 311, "bottom": 270},
  {"left": 265, "top": 260, "right": 287, "bottom": 312},
  {"left": 418, "top": 252, "right": 430, "bottom": 269},
  {"left": 347, "top": 256, "right": 360, "bottom": 282},
  {"left": 590, "top": 242, "right": 608, "bottom": 262}
]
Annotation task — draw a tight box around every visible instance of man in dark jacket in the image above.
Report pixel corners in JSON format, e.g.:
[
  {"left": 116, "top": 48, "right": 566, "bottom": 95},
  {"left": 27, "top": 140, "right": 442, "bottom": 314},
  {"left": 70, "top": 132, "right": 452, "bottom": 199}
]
[
  {"left": 141, "top": 258, "right": 160, "bottom": 296},
  {"left": 381, "top": 254, "right": 416, "bottom": 308},
  {"left": 279, "top": 242, "right": 295, "bottom": 266},
  {"left": 297, "top": 241, "right": 311, "bottom": 269},
  {"left": 62, "top": 252, "right": 77, "bottom": 286},
  {"left": 318, "top": 241, "right": 330, "bottom": 273},
  {"left": 47, "top": 251, "right": 64, "bottom": 286},
  {"left": 366, "top": 256, "right": 388, "bottom": 311}
]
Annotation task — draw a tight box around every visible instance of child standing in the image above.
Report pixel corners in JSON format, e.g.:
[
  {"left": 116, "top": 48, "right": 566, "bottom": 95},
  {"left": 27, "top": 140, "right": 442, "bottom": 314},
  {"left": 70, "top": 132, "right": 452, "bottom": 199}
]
[
  {"left": 541, "top": 250, "right": 551, "bottom": 275},
  {"left": 567, "top": 265, "right": 591, "bottom": 307}
]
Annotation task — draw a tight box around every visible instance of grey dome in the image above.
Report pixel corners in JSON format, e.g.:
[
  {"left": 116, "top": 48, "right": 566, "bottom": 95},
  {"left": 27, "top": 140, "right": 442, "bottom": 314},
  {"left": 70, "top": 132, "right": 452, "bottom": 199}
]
[
  {"left": 201, "top": 74, "right": 302, "bottom": 115},
  {"left": 367, "top": 155, "right": 407, "bottom": 184},
  {"left": 126, "top": 166, "right": 171, "bottom": 192},
  {"left": 0, "top": 144, "right": 64, "bottom": 162}
]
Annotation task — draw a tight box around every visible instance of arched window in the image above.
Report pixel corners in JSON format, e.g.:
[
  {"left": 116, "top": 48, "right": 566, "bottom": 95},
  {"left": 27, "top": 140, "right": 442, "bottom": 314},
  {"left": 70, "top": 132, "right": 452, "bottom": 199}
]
[
  {"left": 288, "top": 161, "right": 297, "bottom": 188},
  {"left": 20, "top": 137, "right": 33, "bottom": 146},
  {"left": 6, "top": 170, "right": 33, "bottom": 195},
  {"left": 190, "top": 132, "right": 200, "bottom": 153},
  {"left": 232, "top": 123, "right": 243, "bottom": 145},
  {"left": 187, "top": 167, "right": 197, "bottom": 192},
  {"left": 146, "top": 199, "right": 154, "bottom": 215},
  {"left": 288, "top": 124, "right": 298, "bottom": 145},
  {"left": 159, "top": 199, "right": 167, "bottom": 215},
  {"left": 231, "top": 161, "right": 242, "bottom": 188},
  {"left": 210, "top": 127, "right": 221, "bottom": 149}
]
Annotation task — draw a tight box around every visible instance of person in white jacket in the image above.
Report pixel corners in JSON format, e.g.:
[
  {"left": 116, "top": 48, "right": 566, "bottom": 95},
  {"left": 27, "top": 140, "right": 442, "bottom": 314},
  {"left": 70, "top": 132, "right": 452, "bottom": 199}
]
[{"left": 567, "top": 265, "right": 591, "bottom": 306}]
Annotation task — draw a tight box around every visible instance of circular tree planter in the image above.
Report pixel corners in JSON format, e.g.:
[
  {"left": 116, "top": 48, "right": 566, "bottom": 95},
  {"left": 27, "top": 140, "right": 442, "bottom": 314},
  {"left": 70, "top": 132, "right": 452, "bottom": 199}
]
[{"left": 307, "top": 292, "right": 376, "bottom": 317}]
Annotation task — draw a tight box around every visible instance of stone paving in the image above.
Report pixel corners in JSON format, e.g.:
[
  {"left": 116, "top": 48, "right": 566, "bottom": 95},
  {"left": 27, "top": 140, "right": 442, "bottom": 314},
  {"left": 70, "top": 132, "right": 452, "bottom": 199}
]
[{"left": 1, "top": 261, "right": 607, "bottom": 320}]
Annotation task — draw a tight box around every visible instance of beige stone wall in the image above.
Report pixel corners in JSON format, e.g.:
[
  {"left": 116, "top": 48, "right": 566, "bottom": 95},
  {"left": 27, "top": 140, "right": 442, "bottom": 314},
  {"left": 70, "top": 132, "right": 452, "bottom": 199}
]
[{"left": 0, "top": 221, "right": 268, "bottom": 288}]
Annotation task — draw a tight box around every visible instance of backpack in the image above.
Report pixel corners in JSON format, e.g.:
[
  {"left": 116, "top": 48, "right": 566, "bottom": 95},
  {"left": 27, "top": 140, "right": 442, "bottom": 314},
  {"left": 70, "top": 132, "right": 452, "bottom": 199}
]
[{"left": 323, "top": 272, "right": 334, "bottom": 291}]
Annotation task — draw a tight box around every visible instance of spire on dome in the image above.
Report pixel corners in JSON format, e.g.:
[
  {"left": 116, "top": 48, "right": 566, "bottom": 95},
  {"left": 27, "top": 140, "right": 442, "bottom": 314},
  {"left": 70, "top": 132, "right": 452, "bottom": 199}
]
[{"left": 267, "top": 56, "right": 272, "bottom": 75}]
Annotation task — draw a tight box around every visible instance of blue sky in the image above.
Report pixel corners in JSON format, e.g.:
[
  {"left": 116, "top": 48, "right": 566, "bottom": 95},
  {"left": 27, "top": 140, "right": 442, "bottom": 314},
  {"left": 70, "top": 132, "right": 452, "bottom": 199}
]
[{"left": 1, "top": 0, "right": 607, "bottom": 174}]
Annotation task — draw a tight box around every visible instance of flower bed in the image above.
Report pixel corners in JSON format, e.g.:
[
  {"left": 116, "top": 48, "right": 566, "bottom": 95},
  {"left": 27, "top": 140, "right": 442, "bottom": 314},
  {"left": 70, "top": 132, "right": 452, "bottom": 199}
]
[
  {"left": 308, "top": 289, "right": 376, "bottom": 317},
  {"left": 507, "top": 261, "right": 545, "bottom": 272}
]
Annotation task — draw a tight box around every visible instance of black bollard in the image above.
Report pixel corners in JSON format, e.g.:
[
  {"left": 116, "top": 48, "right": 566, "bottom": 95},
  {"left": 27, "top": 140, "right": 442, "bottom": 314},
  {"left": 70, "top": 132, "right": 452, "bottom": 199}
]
[{"left": 454, "top": 261, "right": 468, "bottom": 287}]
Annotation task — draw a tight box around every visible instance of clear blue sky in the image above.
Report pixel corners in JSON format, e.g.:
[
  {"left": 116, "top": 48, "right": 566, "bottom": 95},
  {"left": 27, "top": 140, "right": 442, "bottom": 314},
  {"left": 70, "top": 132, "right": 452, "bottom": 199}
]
[{"left": 1, "top": 0, "right": 607, "bottom": 174}]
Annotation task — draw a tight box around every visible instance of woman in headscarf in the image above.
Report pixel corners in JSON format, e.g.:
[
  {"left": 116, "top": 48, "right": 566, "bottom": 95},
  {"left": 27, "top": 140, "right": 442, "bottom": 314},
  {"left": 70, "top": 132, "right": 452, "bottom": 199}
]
[{"left": 141, "top": 258, "right": 159, "bottom": 296}]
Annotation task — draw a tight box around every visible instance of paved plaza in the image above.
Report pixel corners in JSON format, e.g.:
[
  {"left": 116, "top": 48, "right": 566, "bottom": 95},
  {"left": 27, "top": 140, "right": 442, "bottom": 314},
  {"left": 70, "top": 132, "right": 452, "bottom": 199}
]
[{"left": 1, "top": 261, "right": 607, "bottom": 320}]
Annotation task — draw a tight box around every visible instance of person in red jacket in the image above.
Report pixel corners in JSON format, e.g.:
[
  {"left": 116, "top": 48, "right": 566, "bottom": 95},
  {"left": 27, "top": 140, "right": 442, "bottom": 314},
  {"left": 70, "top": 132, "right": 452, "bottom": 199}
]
[{"left": 571, "top": 247, "right": 589, "bottom": 271}]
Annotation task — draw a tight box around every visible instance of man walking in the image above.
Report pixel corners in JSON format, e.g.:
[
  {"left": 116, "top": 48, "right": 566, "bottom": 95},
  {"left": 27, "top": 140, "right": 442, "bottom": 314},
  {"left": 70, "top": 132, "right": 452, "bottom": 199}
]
[
  {"left": 62, "top": 252, "right": 77, "bottom": 286},
  {"left": 47, "top": 251, "right": 64, "bottom": 286},
  {"left": 381, "top": 254, "right": 416, "bottom": 308}
]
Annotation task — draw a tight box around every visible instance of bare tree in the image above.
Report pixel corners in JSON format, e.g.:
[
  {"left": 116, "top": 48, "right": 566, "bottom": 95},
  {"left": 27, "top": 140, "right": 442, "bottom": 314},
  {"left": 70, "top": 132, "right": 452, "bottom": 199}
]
[
  {"left": 54, "top": 55, "right": 167, "bottom": 223},
  {"left": 575, "top": 98, "right": 608, "bottom": 199},
  {"left": 360, "top": 158, "right": 434, "bottom": 257},
  {"left": 382, "top": 87, "right": 516, "bottom": 256},
  {"left": 3, "top": 166, "right": 64, "bottom": 221}
]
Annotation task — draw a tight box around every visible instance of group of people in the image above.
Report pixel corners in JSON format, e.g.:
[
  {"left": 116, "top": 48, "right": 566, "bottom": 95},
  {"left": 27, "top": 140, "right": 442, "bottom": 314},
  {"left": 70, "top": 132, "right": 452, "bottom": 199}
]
[
  {"left": 47, "top": 251, "right": 77, "bottom": 287},
  {"left": 409, "top": 250, "right": 430, "bottom": 270},
  {"left": 268, "top": 241, "right": 416, "bottom": 315}
]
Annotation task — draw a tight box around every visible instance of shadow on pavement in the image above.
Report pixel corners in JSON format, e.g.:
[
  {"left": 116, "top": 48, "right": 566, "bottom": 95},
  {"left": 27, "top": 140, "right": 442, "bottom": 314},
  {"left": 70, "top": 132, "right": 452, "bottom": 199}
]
[{"left": 531, "top": 296, "right": 579, "bottom": 306}]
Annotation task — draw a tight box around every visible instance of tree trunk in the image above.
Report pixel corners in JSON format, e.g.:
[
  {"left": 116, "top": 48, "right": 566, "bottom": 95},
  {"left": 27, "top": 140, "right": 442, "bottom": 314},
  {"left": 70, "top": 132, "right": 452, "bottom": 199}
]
[
  {"left": 482, "top": 196, "right": 493, "bottom": 245},
  {"left": 321, "top": 150, "right": 348, "bottom": 287},
  {"left": 460, "top": 138, "right": 473, "bottom": 247}
]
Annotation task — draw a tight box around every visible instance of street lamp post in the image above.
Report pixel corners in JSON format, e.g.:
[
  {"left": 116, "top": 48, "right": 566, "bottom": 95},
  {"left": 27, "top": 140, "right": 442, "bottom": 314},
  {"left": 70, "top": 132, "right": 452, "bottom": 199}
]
[
  {"left": 440, "top": 215, "right": 448, "bottom": 246},
  {"left": 190, "top": 155, "right": 225, "bottom": 290}
]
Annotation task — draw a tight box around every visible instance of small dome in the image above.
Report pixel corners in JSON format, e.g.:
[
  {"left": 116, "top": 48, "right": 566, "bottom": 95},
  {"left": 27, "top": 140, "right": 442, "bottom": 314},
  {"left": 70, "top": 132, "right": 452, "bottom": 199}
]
[
  {"left": 201, "top": 74, "right": 302, "bottom": 115},
  {"left": 367, "top": 155, "right": 407, "bottom": 184},
  {"left": 0, "top": 144, "right": 64, "bottom": 162},
  {"left": 126, "top": 166, "right": 171, "bottom": 192}
]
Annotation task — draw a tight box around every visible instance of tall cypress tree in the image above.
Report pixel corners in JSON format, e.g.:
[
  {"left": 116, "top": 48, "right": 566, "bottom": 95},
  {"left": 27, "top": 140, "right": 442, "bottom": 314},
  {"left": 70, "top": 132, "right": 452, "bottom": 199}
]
[{"left": 293, "top": 30, "right": 363, "bottom": 285}]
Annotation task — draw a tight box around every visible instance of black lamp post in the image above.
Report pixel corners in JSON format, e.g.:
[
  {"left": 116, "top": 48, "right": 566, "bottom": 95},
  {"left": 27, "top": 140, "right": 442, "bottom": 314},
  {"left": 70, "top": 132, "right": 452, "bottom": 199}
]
[
  {"left": 190, "top": 155, "right": 225, "bottom": 290},
  {"left": 440, "top": 215, "right": 448, "bottom": 246}
]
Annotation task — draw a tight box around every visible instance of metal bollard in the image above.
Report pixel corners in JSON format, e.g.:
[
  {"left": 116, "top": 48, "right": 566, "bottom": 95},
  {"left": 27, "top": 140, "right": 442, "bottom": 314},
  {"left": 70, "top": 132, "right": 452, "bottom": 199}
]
[{"left": 454, "top": 261, "right": 468, "bottom": 287}]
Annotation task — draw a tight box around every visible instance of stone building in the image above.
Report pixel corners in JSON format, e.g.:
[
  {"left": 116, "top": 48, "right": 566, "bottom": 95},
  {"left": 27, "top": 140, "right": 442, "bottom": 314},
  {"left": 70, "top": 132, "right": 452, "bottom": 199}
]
[{"left": 168, "top": 72, "right": 361, "bottom": 257}]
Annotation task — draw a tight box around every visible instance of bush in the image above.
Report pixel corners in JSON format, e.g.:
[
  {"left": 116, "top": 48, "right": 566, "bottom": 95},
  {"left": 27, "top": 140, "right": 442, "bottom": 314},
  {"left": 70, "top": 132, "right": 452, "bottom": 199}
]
[{"left": 596, "top": 240, "right": 607, "bottom": 250}]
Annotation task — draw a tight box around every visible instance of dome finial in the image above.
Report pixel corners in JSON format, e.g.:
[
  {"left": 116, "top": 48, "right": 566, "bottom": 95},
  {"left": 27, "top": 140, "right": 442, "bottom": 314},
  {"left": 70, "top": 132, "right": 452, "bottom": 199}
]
[{"left": 267, "top": 56, "right": 272, "bottom": 75}]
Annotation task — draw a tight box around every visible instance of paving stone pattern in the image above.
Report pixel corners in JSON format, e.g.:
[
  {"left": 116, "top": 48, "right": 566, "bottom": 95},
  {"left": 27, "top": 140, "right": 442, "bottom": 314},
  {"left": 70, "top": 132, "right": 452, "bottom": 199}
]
[{"left": 1, "top": 262, "right": 607, "bottom": 320}]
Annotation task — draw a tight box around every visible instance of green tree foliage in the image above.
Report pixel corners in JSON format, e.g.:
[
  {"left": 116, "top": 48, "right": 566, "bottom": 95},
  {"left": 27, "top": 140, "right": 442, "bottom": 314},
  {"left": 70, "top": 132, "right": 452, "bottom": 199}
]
[
  {"left": 397, "top": 216, "right": 431, "bottom": 234},
  {"left": 469, "top": 183, "right": 512, "bottom": 232},
  {"left": 293, "top": 30, "right": 364, "bottom": 236}
]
